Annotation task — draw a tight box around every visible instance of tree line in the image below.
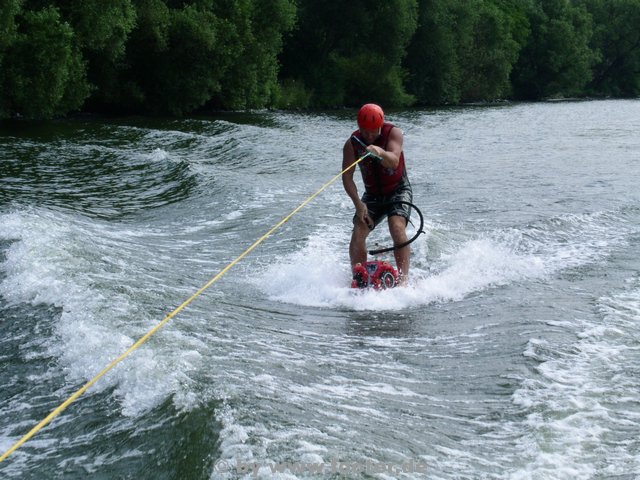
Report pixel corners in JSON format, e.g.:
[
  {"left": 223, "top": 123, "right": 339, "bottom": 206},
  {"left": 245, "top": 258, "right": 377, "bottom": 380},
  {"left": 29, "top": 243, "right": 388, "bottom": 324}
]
[{"left": 1, "top": 0, "right": 639, "bottom": 119}]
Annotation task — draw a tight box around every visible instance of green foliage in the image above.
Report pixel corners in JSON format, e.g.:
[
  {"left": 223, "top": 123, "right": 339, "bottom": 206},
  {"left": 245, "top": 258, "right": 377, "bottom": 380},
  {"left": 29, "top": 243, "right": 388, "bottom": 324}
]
[
  {"left": 511, "top": 0, "right": 597, "bottom": 99},
  {"left": 56, "top": 0, "right": 136, "bottom": 58},
  {"left": 0, "top": 6, "right": 90, "bottom": 118},
  {"left": 0, "top": 0, "right": 295, "bottom": 118},
  {"left": 214, "top": 0, "right": 296, "bottom": 109},
  {"left": 405, "top": 0, "right": 527, "bottom": 104},
  {"left": 580, "top": 0, "right": 640, "bottom": 97},
  {"left": 1, "top": 0, "right": 638, "bottom": 118},
  {"left": 56, "top": 0, "right": 137, "bottom": 112},
  {"left": 279, "top": 0, "right": 418, "bottom": 107},
  {"left": 123, "top": 3, "right": 225, "bottom": 114},
  {"left": 117, "top": 0, "right": 296, "bottom": 114},
  {"left": 274, "top": 79, "right": 313, "bottom": 109},
  {"left": 0, "top": 0, "right": 21, "bottom": 51},
  {"left": 457, "top": 0, "right": 522, "bottom": 102},
  {"left": 0, "top": 0, "right": 23, "bottom": 117},
  {"left": 404, "top": 0, "right": 466, "bottom": 104}
]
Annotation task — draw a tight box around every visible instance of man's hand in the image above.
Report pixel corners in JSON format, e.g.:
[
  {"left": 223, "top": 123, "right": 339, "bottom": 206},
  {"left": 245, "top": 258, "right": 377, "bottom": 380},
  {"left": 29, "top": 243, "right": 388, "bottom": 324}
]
[
  {"left": 366, "top": 145, "right": 384, "bottom": 157},
  {"left": 366, "top": 145, "right": 385, "bottom": 164},
  {"left": 356, "top": 201, "right": 374, "bottom": 229}
]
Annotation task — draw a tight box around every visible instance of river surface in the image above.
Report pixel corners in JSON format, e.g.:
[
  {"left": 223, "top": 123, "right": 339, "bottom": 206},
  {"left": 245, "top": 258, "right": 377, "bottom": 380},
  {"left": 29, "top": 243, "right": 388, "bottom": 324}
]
[{"left": 1, "top": 100, "right": 639, "bottom": 479}]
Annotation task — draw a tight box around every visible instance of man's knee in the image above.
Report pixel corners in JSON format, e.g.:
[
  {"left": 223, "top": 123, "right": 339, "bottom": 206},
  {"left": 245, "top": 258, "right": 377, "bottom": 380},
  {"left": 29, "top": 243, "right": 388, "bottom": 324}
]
[
  {"left": 389, "top": 216, "right": 408, "bottom": 241},
  {"left": 352, "top": 222, "right": 370, "bottom": 241}
]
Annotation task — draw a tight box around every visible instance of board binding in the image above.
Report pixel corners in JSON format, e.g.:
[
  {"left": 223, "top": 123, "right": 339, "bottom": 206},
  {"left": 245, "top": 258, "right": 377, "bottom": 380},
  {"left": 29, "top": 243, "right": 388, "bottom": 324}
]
[{"left": 351, "top": 260, "right": 399, "bottom": 290}]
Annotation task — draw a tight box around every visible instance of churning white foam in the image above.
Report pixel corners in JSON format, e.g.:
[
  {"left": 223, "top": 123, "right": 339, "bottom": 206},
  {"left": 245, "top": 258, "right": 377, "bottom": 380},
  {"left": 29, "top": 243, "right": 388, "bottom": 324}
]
[
  {"left": 252, "top": 210, "right": 631, "bottom": 312},
  {"left": 250, "top": 222, "right": 546, "bottom": 311},
  {"left": 0, "top": 209, "right": 196, "bottom": 417},
  {"left": 509, "top": 280, "right": 640, "bottom": 479}
]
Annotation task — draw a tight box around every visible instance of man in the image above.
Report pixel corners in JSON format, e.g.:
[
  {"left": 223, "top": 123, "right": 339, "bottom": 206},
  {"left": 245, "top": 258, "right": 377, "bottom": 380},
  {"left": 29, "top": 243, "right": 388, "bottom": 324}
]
[{"left": 342, "top": 103, "right": 413, "bottom": 285}]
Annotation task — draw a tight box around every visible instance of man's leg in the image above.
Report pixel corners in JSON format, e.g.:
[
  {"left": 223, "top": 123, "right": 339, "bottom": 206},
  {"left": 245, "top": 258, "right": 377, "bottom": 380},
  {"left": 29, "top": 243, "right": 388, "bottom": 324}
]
[
  {"left": 350, "top": 220, "right": 371, "bottom": 268},
  {"left": 388, "top": 215, "right": 410, "bottom": 283}
]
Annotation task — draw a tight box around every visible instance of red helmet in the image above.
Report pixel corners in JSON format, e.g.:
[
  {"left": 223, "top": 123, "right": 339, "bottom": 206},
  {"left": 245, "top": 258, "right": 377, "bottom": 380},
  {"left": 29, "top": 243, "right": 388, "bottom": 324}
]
[{"left": 357, "top": 103, "right": 384, "bottom": 130}]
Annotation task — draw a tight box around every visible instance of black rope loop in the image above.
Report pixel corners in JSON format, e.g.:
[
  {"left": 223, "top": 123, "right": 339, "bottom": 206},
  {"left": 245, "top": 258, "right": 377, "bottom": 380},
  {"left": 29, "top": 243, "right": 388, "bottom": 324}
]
[{"left": 368, "top": 201, "right": 425, "bottom": 255}]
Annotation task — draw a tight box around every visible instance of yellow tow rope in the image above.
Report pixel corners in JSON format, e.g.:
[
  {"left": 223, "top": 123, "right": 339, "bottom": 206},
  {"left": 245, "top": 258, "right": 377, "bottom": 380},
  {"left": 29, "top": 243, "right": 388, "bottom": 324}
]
[{"left": 0, "top": 152, "right": 370, "bottom": 464}]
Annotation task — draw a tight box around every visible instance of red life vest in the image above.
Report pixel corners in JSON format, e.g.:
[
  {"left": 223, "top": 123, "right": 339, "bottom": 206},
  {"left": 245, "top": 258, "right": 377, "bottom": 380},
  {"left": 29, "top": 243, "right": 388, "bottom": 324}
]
[{"left": 350, "top": 122, "right": 407, "bottom": 196}]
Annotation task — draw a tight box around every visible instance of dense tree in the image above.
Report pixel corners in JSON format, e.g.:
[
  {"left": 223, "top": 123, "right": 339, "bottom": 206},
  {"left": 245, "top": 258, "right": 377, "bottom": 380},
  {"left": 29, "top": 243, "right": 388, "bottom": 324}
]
[
  {"left": 403, "top": 0, "right": 465, "bottom": 104},
  {"left": 55, "top": 0, "right": 136, "bottom": 57},
  {"left": 457, "top": 0, "right": 523, "bottom": 102},
  {"left": 111, "top": 0, "right": 295, "bottom": 114},
  {"left": 0, "top": 0, "right": 639, "bottom": 118},
  {"left": 55, "top": 0, "right": 137, "bottom": 111},
  {"left": 511, "top": 0, "right": 597, "bottom": 99},
  {"left": 0, "top": 0, "right": 295, "bottom": 117},
  {"left": 405, "top": 0, "right": 525, "bottom": 104},
  {"left": 0, "top": 0, "right": 21, "bottom": 117},
  {"left": 0, "top": 6, "right": 91, "bottom": 118},
  {"left": 279, "top": 0, "right": 418, "bottom": 107},
  {"left": 580, "top": 0, "right": 640, "bottom": 97},
  {"left": 214, "top": 0, "right": 296, "bottom": 109},
  {"left": 0, "top": 0, "right": 20, "bottom": 52},
  {"left": 121, "top": 2, "right": 228, "bottom": 114}
]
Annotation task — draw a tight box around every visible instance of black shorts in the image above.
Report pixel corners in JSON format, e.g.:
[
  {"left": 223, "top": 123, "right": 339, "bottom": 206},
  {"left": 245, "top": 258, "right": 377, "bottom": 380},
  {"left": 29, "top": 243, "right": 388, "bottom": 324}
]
[{"left": 354, "top": 181, "right": 413, "bottom": 230}]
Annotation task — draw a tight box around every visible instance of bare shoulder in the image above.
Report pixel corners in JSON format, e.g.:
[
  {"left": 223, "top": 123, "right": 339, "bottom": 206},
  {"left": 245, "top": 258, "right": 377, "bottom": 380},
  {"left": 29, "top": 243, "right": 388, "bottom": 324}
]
[
  {"left": 390, "top": 125, "right": 404, "bottom": 142},
  {"left": 388, "top": 125, "right": 404, "bottom": 150},
  {"left": 342, "top": 137, "right": 357, "bottom": 168},
  {"left": 343, "top": 137, "right": 355, "bottom": 156}
]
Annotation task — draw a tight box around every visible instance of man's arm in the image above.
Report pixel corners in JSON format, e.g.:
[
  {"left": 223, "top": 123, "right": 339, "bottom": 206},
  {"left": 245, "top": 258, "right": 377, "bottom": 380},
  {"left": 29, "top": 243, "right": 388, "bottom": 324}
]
[
  {"left": 366, "top": 127, "right": 403, "bottom": 169},
  {"left": 342, "top": 140, "right": 372, "bottom": 228},
  {"left": 342, "top": 140, "right": 360, "bottom": 203}
]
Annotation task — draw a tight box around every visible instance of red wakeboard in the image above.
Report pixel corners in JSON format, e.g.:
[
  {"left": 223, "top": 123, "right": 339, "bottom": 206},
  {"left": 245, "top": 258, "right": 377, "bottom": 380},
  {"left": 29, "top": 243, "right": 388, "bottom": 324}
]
[{"left": 351, "top": 260, "right": 399, "bottom": 290}]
